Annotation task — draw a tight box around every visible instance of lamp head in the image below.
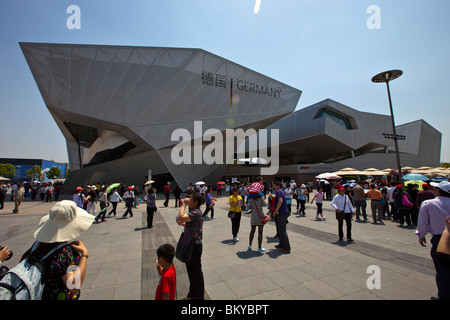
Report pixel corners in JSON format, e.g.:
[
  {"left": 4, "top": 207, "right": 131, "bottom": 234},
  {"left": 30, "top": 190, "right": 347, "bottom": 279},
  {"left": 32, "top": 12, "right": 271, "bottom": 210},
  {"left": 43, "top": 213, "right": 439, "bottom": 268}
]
[{"left": 372, "top": 70, "right": 403, "bottom": 83}]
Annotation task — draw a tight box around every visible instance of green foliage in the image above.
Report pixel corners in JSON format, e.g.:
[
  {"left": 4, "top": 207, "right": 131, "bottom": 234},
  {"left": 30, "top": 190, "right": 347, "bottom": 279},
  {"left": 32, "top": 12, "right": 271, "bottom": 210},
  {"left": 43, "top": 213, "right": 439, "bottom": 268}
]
[
  {"left": 46, "top": 167, "right": 62, "bottom": 179},
  {"left": 27, "top": 165, "right": 42, "bottom": 181},
  {"left": 0, "top": 163, "right": 15, "bottom": 178}
]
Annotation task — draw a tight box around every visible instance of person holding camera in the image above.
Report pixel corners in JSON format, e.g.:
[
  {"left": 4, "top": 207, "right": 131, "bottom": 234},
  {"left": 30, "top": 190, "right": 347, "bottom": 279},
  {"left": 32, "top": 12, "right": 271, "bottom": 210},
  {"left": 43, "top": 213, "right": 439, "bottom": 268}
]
[{"left": 176, "top": 192, "right": 205, "bottom": 300}]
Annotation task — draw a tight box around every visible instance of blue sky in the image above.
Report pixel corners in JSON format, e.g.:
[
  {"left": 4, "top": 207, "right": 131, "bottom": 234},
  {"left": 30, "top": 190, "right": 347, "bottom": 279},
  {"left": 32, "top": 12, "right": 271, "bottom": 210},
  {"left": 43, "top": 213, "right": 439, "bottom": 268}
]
[{"left": 0, "top": 0, "right": 449, "bottom": 163}]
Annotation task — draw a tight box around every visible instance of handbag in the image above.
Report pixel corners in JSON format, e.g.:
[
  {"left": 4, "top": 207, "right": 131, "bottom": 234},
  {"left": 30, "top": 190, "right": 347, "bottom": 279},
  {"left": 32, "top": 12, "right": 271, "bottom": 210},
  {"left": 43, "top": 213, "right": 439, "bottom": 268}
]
[
  {"left": 175, "top": 232, "right": 194, "bottom": 263},
  {"left": 402, "top": 193, "right": 413, "bottom": 208},
  {"left": 335, "top": 196, "right": 347, "bottom": 221},
  {"left": 228, "top": 196, "right": 238, "bottom": 219},
  {"left": 252, "top": 199, "right": 268, "bottom": 225},
  {"left": 380, "top": 196, "right": 386, "bottom": 206}
]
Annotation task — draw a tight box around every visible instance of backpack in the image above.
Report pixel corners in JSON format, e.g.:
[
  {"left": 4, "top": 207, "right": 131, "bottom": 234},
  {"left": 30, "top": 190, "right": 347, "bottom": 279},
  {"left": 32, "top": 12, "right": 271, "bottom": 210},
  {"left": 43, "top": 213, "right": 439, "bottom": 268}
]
[{"left": 0, "top": 242, "right": 67, "bottom": 300}]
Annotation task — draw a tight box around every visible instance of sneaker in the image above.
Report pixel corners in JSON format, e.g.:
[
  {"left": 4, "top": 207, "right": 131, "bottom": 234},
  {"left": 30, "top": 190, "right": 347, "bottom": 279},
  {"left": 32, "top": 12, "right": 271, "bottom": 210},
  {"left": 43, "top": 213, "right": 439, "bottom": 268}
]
[
  {"left": 258, "top": 248, "right": 266, "bottom": 252},
  {"left": 211, "top": 217, "right": 216, "bottom": 219},
  {"left": 233, "top": 236, "right": 239, "bottom": 242},
  {"left": 248, "top": 245, "right": 252, "bottom": 250}
]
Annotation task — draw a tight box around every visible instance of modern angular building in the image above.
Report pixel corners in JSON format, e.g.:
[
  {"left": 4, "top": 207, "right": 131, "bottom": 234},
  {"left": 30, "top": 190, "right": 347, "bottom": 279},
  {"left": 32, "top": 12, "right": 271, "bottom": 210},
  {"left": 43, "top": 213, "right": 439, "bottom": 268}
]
[
  {"left": 224, "top": 99, "right": 442, "bottom": 183},
  {"left": 20, "top": 43, "right": 441, "bottom": 191},
  {"left": 20, "top": 42, "right": 302, "bottom": 191}
]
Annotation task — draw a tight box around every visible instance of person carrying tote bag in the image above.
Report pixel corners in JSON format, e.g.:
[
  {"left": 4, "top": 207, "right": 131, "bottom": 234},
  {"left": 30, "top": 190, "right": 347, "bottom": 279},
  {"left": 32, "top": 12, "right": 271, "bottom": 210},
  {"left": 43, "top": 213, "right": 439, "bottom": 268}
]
[{"left": 175, "top": 192, "right": 205, "bottom": 300}]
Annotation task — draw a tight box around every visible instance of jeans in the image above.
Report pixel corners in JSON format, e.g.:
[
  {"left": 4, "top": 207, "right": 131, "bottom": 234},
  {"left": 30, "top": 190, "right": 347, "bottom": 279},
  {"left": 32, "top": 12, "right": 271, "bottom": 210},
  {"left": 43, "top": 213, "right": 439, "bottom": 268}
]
[
  {"left": 146, "top": 206, "right": 156, "bottom": 227},
  {"left": 96, "top": 202, "right": 107, "bottom": 221},
  {"left": 87, "top": 202, "right": 97, "bottom": 215},
  {"left": 389, "top": 202, "right": 398, "bottom": 220},
  {"left": 231, "top": 212, "right": 242, "bottom": 237},
  {"left": 354, "top": 200, "right": 367, "bottom": 220},
  {"left": 276, "top": 214, "right": 290, "bottom": 250},
  {"left": 185, "top": 243, "right": 205, "bottom": 300},
  {"left": 202, "top": 205, "right": 214, "bottom": 218},
  {"left": 370, "top": 200, "right": 383, "bottom": 222},
  {"left": 164, "top": 193, "right": 169, "bottom": 207},
  {"left": 298, "top": 199, "right": 306, "bottom": 215},
  {"left": 108, "top": 202, "right": 118, "bottom": 216},
  {"left": 338, "top": 212, "right": 352, "bottom": 240},
  {"left": 123, "top": 201, "right": 133, "bottom": 217},
  {"left": 398, "top": 208, "right": 411, "bottom": 226}
]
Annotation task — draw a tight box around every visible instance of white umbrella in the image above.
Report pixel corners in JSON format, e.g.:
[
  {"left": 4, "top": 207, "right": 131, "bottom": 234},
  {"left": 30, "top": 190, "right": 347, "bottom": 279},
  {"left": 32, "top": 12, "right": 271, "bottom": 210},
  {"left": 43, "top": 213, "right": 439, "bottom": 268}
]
[
  {"left": 316, "top": 172, "right": 342, "bottom": 179},
  {"left": 195, "top": 181, "right": 206, "bottom": 186},
  {"left": 144, "top": 180, "right": 155, "bottom": 185}
]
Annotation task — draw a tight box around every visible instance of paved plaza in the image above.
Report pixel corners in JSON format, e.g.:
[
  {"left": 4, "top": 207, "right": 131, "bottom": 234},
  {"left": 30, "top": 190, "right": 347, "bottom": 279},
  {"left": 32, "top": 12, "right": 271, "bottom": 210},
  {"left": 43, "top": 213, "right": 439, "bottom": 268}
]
[{"left": 0, "top": 193, "right": 439, "bottom": 300}]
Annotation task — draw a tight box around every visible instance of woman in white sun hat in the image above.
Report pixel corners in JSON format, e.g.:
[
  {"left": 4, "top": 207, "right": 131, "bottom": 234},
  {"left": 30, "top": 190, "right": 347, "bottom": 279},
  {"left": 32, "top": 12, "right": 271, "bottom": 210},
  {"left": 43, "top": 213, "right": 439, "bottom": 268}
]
[{"left": 21, "top": 200, "right": 94, "bottom": 300}]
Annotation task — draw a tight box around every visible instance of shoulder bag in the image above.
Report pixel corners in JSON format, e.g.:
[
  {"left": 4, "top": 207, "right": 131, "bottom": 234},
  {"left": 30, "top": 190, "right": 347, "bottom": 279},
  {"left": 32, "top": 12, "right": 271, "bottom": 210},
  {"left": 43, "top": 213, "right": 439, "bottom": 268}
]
[
  {"left": 175, "top": 232, "right": 194, "bottom": 263},
  {"left": 228, "top": 196, "right": 237, "bottom": 219},
  {"left": 335, "top": 196, "right": 347, "bottom": 221},
  {"left": 252, "top": 198, "right": 268, "bottom": 225}
]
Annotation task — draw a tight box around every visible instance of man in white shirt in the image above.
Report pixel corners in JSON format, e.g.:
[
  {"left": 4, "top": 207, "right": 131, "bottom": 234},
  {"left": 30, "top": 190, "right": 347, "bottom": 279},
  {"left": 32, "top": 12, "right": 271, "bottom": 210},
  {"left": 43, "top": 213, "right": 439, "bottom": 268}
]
[
  {"left": 331, "top": 187, "right": 355, "bottom": 242},
  {"left": 417, "top": 181, "right": 450, "bottom": 300},
  {"left": 387, "top": 182, "right": 397, "bottom": 221},
  {"left": 122, "top": 186, "right": 135, "bottom": 218}
]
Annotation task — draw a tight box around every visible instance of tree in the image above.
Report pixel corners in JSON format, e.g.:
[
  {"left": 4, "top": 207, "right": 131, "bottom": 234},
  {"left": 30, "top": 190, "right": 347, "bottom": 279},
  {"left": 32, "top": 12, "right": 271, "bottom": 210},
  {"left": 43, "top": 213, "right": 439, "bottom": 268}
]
[
  {"left": 46, "top": 167, "right": 62, "bottom": 180},
  {"left": 0, "top": 163, "right": 15, "bottom": 178},
  {"left": 27, "top": 165, "right": 42, "bottom": 182}
]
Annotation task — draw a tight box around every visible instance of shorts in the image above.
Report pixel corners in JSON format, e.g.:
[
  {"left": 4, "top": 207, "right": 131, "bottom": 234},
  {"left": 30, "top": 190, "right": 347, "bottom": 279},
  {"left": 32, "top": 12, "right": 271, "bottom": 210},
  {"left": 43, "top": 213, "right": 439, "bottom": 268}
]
[{"left": 316, "top": 203, "right": 323, "bottom": 213}]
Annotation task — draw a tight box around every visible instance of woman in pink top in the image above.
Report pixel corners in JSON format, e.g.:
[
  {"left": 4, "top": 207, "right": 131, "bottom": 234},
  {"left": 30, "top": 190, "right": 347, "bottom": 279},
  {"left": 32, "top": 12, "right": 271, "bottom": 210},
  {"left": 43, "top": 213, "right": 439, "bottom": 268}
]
[{"left": 311, "top": 186, "right": 326, "bottom": 221}]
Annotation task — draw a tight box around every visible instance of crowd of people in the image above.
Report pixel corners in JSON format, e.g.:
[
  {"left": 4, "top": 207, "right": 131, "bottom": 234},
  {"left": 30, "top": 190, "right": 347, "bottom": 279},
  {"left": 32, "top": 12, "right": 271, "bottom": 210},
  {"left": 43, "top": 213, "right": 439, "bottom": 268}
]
[
  {"left": 1, "top": 175, "right": 450, "bottom": 301},
  {"left": 0, "top": 181, "right": 64, "bottom": 214}
]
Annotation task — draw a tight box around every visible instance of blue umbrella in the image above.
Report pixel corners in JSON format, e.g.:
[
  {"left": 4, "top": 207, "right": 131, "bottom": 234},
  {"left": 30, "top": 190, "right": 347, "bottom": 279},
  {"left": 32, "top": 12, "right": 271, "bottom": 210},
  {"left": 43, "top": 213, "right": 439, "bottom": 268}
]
[
  {"left": 431, "top": 177, "right": 448, "bottom": 182},
  {"left": 402, "top": 173, "right": 429, "bottom": 181}
]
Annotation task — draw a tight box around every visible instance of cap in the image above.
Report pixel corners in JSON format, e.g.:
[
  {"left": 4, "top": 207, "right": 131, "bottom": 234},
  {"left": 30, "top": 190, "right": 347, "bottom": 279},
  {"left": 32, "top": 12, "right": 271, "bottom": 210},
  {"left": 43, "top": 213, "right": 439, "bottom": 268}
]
[{"left": 430, "top": 181, "right": 450, "bottom": 193}]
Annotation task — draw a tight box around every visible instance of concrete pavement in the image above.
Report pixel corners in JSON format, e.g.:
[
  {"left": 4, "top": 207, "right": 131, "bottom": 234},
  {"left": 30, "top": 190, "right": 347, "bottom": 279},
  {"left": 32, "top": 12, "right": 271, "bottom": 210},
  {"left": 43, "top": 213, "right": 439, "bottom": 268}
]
[{"left": 0, "top": 193, "right": 439, "bottom": 300}]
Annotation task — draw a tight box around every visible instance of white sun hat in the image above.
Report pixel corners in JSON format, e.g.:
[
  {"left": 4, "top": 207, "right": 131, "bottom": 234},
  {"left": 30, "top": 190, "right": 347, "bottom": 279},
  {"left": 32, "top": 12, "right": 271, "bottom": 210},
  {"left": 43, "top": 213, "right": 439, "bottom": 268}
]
[{"left": 34, "top": 200, "right": 94, "bottom": 243}]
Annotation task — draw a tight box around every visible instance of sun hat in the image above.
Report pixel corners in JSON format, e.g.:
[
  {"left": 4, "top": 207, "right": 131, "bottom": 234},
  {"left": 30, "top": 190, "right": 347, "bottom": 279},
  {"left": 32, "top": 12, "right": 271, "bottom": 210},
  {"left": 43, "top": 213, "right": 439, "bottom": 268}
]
[
  {"left": 34, "top": 200, "right": 94, "bottom": 243},
  {"left": 75, "top": 187, "right": 83, "bottom": 191},
  {"left": 430, "top": 181, "right": 450, "bottom": 193},
  {"left": 338, "top": 186, "right": 345, "bottom": 191}
]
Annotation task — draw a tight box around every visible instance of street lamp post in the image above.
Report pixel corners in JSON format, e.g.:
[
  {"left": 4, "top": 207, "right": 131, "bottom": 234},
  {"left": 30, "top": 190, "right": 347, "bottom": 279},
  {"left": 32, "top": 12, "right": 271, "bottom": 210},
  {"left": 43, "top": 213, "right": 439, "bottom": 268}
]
[{"left": 372, "top": 70, "right": 403, "bottom": 183}]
